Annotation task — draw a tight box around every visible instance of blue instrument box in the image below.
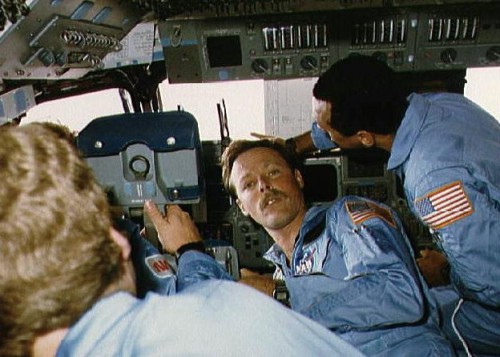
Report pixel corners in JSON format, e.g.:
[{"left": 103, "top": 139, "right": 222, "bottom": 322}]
[{"left": 77, "top": 111, "right": 203, "bottom": 211}]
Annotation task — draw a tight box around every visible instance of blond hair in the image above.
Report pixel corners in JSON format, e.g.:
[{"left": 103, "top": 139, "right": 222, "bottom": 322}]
[{"left": 0, "top": 124, "right": 122, "bottom": 356}]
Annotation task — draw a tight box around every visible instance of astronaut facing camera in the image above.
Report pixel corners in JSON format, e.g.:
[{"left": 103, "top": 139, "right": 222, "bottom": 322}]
[{"left": 77, "top": 111, "right": 239, "bottom": 296}]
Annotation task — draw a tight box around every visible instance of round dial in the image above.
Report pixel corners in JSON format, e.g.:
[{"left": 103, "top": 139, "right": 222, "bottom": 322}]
[
  {"left": 251, "top": 58, "right": 269, "bottom": 73},
  {"left": 486, "top": 46, "right": 500, "bottom": 62},
  {"left": 440, "top": 48, "right": 458, "bottom": 64},
  {"left": 300, "top": 55, "right": 317, "bottom": 70}
]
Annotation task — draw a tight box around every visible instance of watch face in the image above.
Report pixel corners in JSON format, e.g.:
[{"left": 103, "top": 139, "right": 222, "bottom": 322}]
[{"left": 273, "top": 280, "right": 290, "bottom": 307}]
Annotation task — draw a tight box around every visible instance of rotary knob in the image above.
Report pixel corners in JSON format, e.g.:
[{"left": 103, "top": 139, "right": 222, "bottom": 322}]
[
  {"left": 251, "top": 58, "right": 269, "bottom": 74},
  {"left": 372, "top": 51, "right": 388, "bottom": 63},
  {"left": 486, "top": 46, "right": 500, "bottom": 62},
  {"left": 129, "top": 155, "right": 150, "bottom": 179},
  {"left": 440, "top": 48, "right": 458, "bottom": 64},
  {"left": 38, "top": 48, "right": 55, "bottom": 67},
  {"left": 300, "top": 55, "right": 317, "bottom": 70}
]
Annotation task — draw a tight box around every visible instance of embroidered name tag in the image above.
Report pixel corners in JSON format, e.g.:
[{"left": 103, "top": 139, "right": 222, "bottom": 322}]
[
  {"left": 345, "top": 201, "right": 396, "bottom": 227},
  {"left": 415, "top": 180, "right": 473, "bottom": 230}
]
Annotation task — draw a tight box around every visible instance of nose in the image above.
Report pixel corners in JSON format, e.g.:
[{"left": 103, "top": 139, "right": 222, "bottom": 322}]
[{"left": 258, "top": 176, "right": 272, "bottom": 192}]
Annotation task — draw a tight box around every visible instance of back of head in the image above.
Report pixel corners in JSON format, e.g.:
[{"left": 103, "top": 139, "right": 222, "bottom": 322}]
[
  {"left": 313, "top": 55, "right": 408, "bottom": 136},
  {"left": 221, "top": 139, "right": 298, "bottom": 198},
  {"left": 0, "top": 124, "right": 122, "bottom": 356}
]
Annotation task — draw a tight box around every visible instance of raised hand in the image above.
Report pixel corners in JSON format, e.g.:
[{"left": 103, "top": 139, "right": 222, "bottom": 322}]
[{"left": 144, "top": 201, "right": 202, "bottom": 254}]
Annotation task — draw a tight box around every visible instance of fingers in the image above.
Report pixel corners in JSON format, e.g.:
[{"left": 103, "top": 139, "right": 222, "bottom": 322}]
[
  {"left": 144, "top": 201, "right": 202, "bottom": 254},
  {"left": 250, "top": 132, "right": 276, "bottom": 140},
  {"left": 240, "top": 268, "right": 259, "bottom": 277},
  {"left": 144, "top": 200, "right": 164, "bottom": 226},
  {"left": 250, "top": 132, "right": 267, "bottom": 139},
  {"left": 165, "top": 204, "right": 182, "bottom": 216},
  {"left": 250, "top": 132, "right": 288, "bottom": 147}
]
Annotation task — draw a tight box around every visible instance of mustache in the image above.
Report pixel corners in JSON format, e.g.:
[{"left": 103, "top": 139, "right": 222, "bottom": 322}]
[{"left": 259, "top": 189, "right": 285, "bottom": 210}]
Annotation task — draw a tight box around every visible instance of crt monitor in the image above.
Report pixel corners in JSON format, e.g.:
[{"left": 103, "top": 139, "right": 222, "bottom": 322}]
[
  {"left": 206, "top": 35, "right": 243, "bottom": 68},
  {"left": 302, "top": 156, "right": 341, "bottom": 205}
]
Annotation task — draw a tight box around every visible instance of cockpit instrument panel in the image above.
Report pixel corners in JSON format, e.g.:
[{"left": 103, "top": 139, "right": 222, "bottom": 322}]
[
  {"left": 0, "top": 0, "right": 149, "bottom": 81},
  {"left": 159, "top": 2, "right": 500, "bottom": 83}
]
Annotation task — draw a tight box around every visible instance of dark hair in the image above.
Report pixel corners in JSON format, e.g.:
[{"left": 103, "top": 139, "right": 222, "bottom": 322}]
[
  {"left": 313, "top": 55, "right": 408, "bottom": 136},
  {"left": 221, "top": 139, "right": 299, "bottom": 198}
]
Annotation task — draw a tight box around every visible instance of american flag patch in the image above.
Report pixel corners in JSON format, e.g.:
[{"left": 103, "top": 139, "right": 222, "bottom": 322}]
[
  {"left": 415, "top": 181, "right": 473, "bottom": 230},
  {"left": 346, "top": 201, "right": 395, "bottom": 227}
]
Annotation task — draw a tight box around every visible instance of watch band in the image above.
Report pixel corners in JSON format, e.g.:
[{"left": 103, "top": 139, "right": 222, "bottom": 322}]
[
  {"left": 176, "top": 241, "right": 206, "bottom": 259},
  {"left": 272, "top": 279, "right": 290, "bottom": 307}
]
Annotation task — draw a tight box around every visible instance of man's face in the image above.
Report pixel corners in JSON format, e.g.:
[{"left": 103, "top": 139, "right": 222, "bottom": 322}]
[
  {"left": 230, "top": 147, "right": 306, "bottom": 231},
  {"left": 313, "top": 98, "right": 363, "bottom": 149}
]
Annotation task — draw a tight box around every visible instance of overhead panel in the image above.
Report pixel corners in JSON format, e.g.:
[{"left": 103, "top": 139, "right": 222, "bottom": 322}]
[
  {"left": 158, "top": 2, "right": 500, "bottom": 83},
  {"left": 0, "top": 0, "right": 149, "bottom": 80},
  {"left": 414, "top": 4, "right": 500, "bottom": 70}
]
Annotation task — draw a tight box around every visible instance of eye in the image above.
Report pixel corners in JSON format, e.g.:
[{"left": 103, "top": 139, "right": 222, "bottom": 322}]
[
  {"left": 268, "top": 169, "right": 280, "bottom": 177},
  {"left": 243, "top": 180, "right": 256, "bottom": 190}
]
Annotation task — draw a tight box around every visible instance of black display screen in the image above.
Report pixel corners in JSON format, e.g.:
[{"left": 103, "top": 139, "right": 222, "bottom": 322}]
[
  {"left": 206, "top": 35, "right": 242, "bottom": 68},
  {"left": 302, "top": 163, "right": 339, "bottom": 204},
  {"left": 347, "top": 159, "right": 385, "bottom": 178},
  {"left": 344, "top": 149, "right": 389, "bottom": 179}
]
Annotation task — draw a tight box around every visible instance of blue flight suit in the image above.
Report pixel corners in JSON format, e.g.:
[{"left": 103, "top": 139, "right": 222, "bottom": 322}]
[
  {"left": 388, "top": 93, "right": 500, "bottom": 355},
  {"left": 118, "top": 219, "right": 177, "bottom": 297},
  {"left": 56, "top": 280, "right": 365, "bottom": 356},
  {"left": 311, "top": 92, "right": 500, "bottom": 354},
  {"left": 118, "top": 218, "right": 234, "bottom": 297},
  {"left": 264, "top": 196, "right": 455, "bottom": 356}
]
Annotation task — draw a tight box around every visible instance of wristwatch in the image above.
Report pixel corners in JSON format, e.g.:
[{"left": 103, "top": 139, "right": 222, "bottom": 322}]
[
  {"left": 272, "top": 279, "right": 290, "bottom": 307},
  {"left": 175, "top": 241, "right": 206, "bottom": 259}
]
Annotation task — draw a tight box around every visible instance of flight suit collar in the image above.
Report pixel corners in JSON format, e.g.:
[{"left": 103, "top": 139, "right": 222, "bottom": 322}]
[
  {"left": 264, "top": 204, "right": 328, "bottom": 272},
  {"left": 387, "top": 93, "right": 430, "bottom": 172}
]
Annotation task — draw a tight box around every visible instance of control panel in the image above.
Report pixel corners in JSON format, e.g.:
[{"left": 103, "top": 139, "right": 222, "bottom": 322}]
[
  {"left": 153, "top": 0, "right": 500, "bottom": 21},
  {"left": 1, "top": 1, "right": 498, "bottom": 85},
  {"left": 159, "top": 2, "right": 500, "bottom": 83},
  {"left": 225, "top": 205, "right": 276, "bottom": 272},
  {"left": 414, "top": 5, "right": 500, "bottom": 70},
  {"left": 0, "top": 0, "right": 148, "bottom": 80}
]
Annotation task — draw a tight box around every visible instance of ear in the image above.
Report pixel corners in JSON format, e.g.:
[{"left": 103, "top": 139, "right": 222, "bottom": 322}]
[
  {"left": 236, "top": 198, "right": 249, "bottom": 216},
  {"left": 356, "top": 130, "right": 375, "bottom": 148},
  {"left": 294, "top": 169, "right": 304, "bottom": 189},
  {"left": 110, "top": 228, "right": 131, "bottom": 260}
]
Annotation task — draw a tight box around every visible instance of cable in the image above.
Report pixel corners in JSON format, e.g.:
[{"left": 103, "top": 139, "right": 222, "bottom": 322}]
[{"left": 451, "top": 298, "right": 474, "bottom": 357}]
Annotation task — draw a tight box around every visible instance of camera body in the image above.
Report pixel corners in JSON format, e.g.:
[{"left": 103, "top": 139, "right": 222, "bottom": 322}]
[{"left": 77, "top": 111, "right": 204, "bottom": 217}]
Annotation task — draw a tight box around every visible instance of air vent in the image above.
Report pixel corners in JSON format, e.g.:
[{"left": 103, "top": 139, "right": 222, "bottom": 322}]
[
  {"left": 351, "top": 17, "right": 406, "bottom": 46},
  {"left": 263, "top": 23, "right": 328, "bottom": 51},
  {"left": 428, "top": 16, "right": 478, "bottom": 42}
]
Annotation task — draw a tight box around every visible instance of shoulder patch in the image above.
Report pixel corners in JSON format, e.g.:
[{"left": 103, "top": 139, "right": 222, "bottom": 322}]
[
  {"left": 414, "top": 180, "right": 473, "bottom": 230},
  {"left": 145, "top": 254, "right": 175, "bottom": 278},
  {"left": 345, "top": 201, "right": 396, "bottom": 227}
]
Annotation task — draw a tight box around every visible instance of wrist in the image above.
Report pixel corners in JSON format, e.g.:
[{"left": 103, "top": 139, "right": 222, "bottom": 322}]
[
  {"left": 272, "top": 279, "right": 290, "bottom": 307},
  {"left": 176, "top": 241, "right": 206, "bottom": 258}
]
